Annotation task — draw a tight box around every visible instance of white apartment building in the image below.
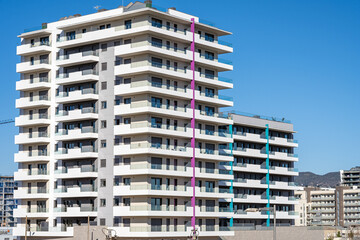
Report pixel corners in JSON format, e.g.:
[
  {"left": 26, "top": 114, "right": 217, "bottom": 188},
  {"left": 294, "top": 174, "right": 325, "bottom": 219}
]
[
  {"left": 294, "top": 189, "right": 309, "bottom": 226},
  {"left": 229, "top": 113, "right": 299, "bottom": 227},
  {"left": 341, "top": 167, "right": 360, "bottom": 187},
  {"left": 295, "top": 186, "right": 360, "bottom": 227},
  {"left": 14, "top": 1, "right": 235, "bottom": 239}
]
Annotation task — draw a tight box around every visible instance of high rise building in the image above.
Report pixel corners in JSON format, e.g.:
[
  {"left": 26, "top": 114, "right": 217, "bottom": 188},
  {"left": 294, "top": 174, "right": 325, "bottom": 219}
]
[
  {"left": 229, "top": 113, "right": 299, "bottom": 227},
  {"left": 14, "top": 1, "right": 235, "bottom": 239},
  {"left": 341, "top": 167, "right": 360, "bottom": 187},
  {"left": 0, "top": 176, "right": 17, "bottom": 227}
]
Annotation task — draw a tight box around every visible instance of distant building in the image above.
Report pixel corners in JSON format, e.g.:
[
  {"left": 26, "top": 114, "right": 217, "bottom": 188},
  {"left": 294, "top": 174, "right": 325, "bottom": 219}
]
[
  {"left": 295, "top": 186, "right": 360, "bottom": 227},
  {"left": 294, "top": 189, "right": 309, "bottom": 226},
  {"left": 341, "top": 167, "right": 360, "bottom": 187},
  {"left": 0, "top": 176, "right": 17, "bottom": 227}
]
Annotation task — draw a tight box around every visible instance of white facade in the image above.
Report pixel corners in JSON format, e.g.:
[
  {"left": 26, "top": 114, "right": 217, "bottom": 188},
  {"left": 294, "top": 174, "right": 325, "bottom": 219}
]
[
  {"left": 14, "top": 1, "right": 235, "bottom": 239},
  {"left": 295, "top": 187, "right": 360, "bottom": 227},
  {"left": 230, "top": 113, "right": 299, "bottom": 227}
]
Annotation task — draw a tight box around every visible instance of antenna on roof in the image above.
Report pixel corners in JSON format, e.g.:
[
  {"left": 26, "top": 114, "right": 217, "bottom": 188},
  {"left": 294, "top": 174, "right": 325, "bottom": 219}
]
[{"left": 94, "top": 5, "right": 101, "bottom": 11}]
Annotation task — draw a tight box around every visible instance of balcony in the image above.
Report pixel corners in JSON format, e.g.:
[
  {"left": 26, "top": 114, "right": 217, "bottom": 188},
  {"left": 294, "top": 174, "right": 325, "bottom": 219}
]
[
  {"left": 16, "top": 59, "right": 51, "bottom": 74},
  {"left": 13, "top": 225, "right": 74, "bottom": 238},
  {"left": 14, "top": 187, "right": 49, "bottom": 199},
  {"left": 231, "top": 162, "right": 298, "bottom": 176},
  {"left": 54, "top": 166, "right": 97, "bottom": 179},
  {"left": 233, "top": 132, "right": 298, "bottom": 148},
  {"left": 55, "top": 147, "right": 98, "bottom": 160},
  {"left": 114, "top": 142, "right": 191, "bottom": 158},
  {"left": 232, "top": 147, "right": 298, "bottom": 162},
  {"left": 56, "top": 88, "right": 98, "bottom": 104},
  {"left": 196, "top": 71, "right": 233, "bottom": 89},
  {"left": 14, "top": 169, "right": 49, "bottom": 181},
  {"left": 53, "top": 206, "right": 97, "bottom": 217},
  {"left": 14, "top": 151, "right": 49, "bottom": 163},
  {"left": 16, "top": 95, "right": 51, "bottom": 109},
  {"left": 114, "top": 101, "right": 191, "bottom": 119},
  {"left": 196, "top": 52, "right": 233, "bottom": 71},
  {"left": 16, "top": 77, "right": 51, "bottom": 91},
  {"left": 56, "top": 70, "right": 99, "bottom": 85},
  {"left": 114, "top": 182, "right": 192, "bottom": 198},
  {"left": 56, "top": 50, "right": 99, "bottom": 67},
  {"left": 196, "top": 33, "right": 233, "bottom": 53},
  {"left": 114, "top": 80, "right": 191, "bottom": 99},
  {"left": 115, "top": 60, "right": 192, "bottom": 80},
  {"left": 55, "top": 108, "right": 98, "bottom": 122},
  {"left": 53, "top": 186, "right": 97, "bottom": 198},
  {"left": 13, "top": 207, "right": 48, "bottom": 218},
  {"left": 114, "top": 122, "right": 191, "bottom": 138},
  {"left": 196, "top": 109, "right": 233, "bottom": 125},
  {"left": 17, "top": 40, "right": 52, "bottom": 56},
  {"left": 15, "top": 114, "right": 50, "bottom": 127},
  {"left": 196, "top": 148, "right": 233, "bottom": 162},
  {"left": 114, "top": 162, "right": 231, "bottom": 180},
  {"left": 15, "top": 132, "right": 50, "bottom": 144},
  {"left": 196, "top": 129, "right": 232, "bottom": 143},
  {"left": 195, "top": 91, "right": 233, "bottom": 107},
  {"left": 56, "top": 20, "right": 188, "bottom": 49},
  {"left": 55, "top": 127, "right": 98, "bottom": 141}
]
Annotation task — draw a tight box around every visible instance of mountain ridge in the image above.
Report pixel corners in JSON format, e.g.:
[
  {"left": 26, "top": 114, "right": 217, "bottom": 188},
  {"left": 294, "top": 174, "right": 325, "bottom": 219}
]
[{"left": 295, "top": 171, "right": 340, "bottom": 188}]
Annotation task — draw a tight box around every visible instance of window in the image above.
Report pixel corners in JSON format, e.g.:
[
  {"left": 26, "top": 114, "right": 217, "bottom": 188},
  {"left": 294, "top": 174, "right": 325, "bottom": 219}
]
[
  {"left": 123, "top": 138, "right": 131, "bottom": 145},
  {"left": 151, "top": 218, "right": 162, "bottom": 232},
  {"left": 123, "top": 178, "right": 131, "bottom": 186},
  {"left": 101, "top": 140, "right": 107, "bottom": 148},
  {"left": 101, "top": 43, "right": 107, "bottom": 52},
  {"left": 123, "top": 218, "right": 130, "bottom": 227},
  {"left": 124, "top": 98, "right": 131, "bottom": 104},
  {"left": 124, "top": 158, "right": 131, "bottom": 165},
  {"left": 124, "top": 78, "right": 131, "bottom": 84},
  {"left": 100, "top": 25, "right": 106, "bottom": 30},
  {"left": 151, "top": 77, "right": 162, "bottom": 87},
  {"left": 113, "top": 197, "right": 120, "bottom": 206},
  {"left": 101, "top": 179, "right": 106, "bottom": 187},
  {"left": 101, "top": 101, "right": 107, "bottom": 109},
  {"left": 114, "top": 41, "right": 120, "bottom": 46},
  {"left": 101, "top": 62, "right": 107, "bottom": 71},
  {"left": 174, "top": 24, "right": 178, "bottom": 32},
  {"left": 106, "top": 24, "right": 111, "bottom": 28},
  {"left": 125, "top": 20, "right": 132, "bottom": 29},
  {"left": 151, "top": 198, "right": 162, "bottom": 211},
  {"left": 82, "top": 28, "right": 87, "bottom": 33},
  {"left": 123, "top": 198, "right": 130, "bottom": 206},
  {"left": 205, "top": 51, "right": 215, "bottom": 60},
  {"left": 124, "top": 118, "right": 131, "bottom": 124},
  {"left": 205, "top": 33, "right": 215, "bottom": 42},
  {"left": 152, "top": 18, "right": 163, "bottom": 28},
  {"left": 101, "top": 82, "right": 107, "bottom": 90},
  {"left": 124, "top": 39, "right": 132, "bottom": 44},
  {"left": 124, "top": 58, "right": 131, "bottom": 64},
  {"left": 101, "top": 159, "right": 106, "bottom": 168},
  {"left": 151, "top": 117, "right": 162, "bottom": 128},
  {"left": 100, "top": 199, "right": 106, "bottom": 207},
  {"left": 151, "top": 157, "right": 162, "bottom": 170},
  {"left": 151, "top": 97, "right": 162, "bottom": 108},
  {"left": 101, "top": 120, "right": 107, "bottom": 128},
  {"left": 151, "top": 178, "right": 162, "bottom": 190}
]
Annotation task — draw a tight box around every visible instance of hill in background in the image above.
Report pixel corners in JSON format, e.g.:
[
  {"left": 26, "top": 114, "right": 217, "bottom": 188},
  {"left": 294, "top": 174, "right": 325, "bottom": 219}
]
[{"left": 295, "top": 171, "right": 340, "bottom": 188}]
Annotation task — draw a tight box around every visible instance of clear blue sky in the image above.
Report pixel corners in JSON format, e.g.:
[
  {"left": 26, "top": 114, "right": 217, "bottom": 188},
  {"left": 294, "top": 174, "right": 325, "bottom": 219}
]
[{"left": 1, "top": 0, "right": 359, "bottom": 175}]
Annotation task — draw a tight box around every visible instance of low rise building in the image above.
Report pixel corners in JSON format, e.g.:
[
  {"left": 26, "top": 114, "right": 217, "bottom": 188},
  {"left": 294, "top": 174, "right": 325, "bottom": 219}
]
[{"left": 295, "top": 186, "right": 360, "bottom": 227}]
